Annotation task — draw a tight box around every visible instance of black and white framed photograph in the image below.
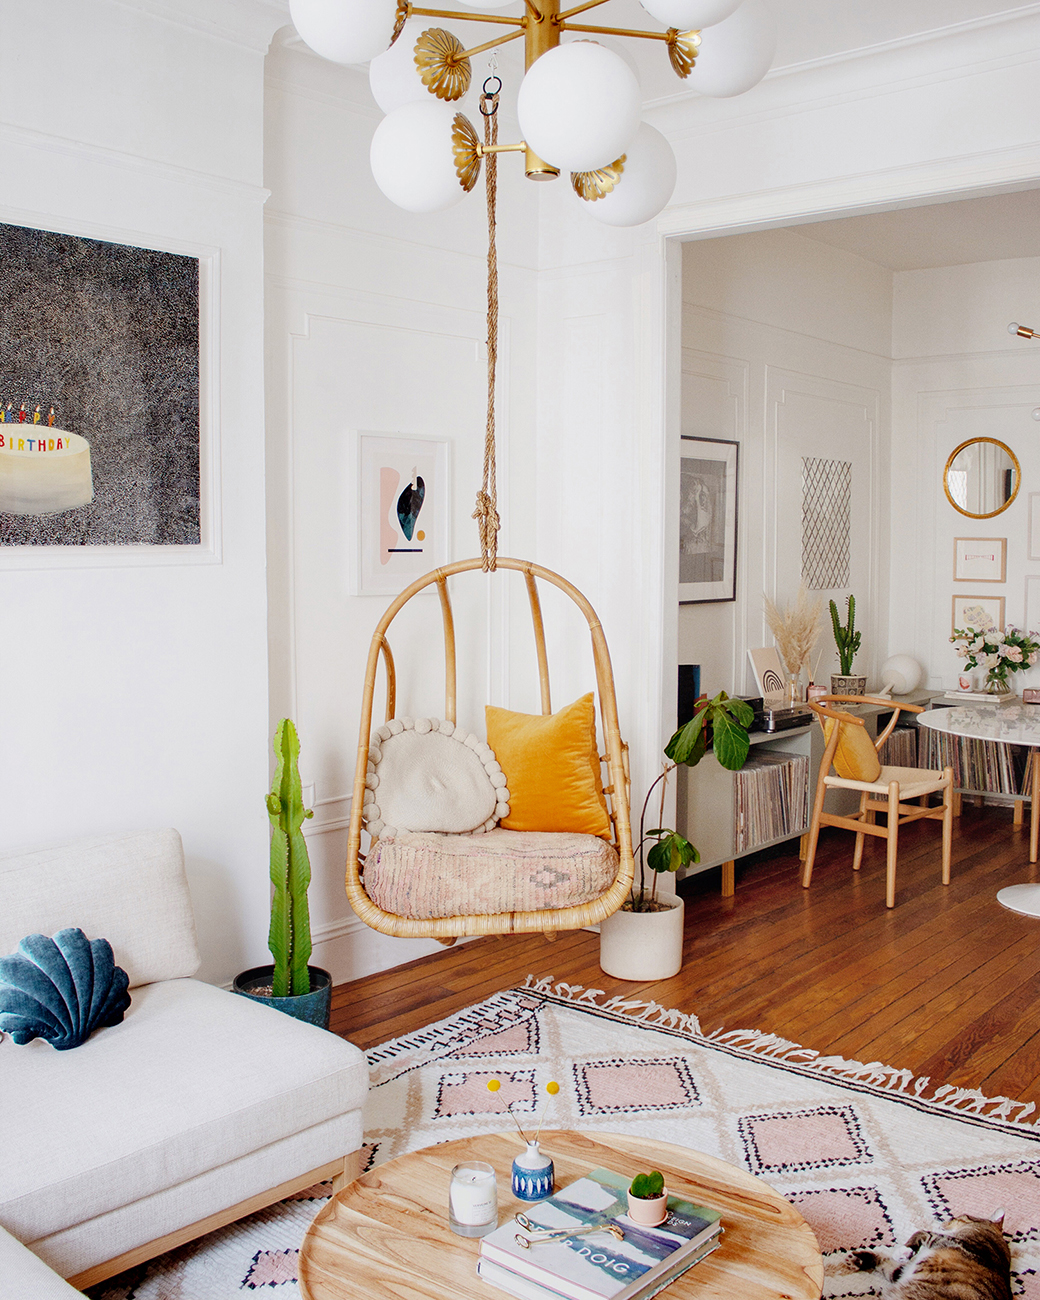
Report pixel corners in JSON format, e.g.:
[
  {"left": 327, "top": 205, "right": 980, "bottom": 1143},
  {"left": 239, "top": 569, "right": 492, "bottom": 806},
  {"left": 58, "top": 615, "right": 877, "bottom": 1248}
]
[{"left": 679, "top": 436, "right": 738, "bottom": 604}]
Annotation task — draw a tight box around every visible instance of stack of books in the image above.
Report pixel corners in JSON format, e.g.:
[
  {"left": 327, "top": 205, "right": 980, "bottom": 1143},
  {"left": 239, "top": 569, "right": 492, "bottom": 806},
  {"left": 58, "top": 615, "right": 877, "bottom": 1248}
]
[
  {"left": 477, "top": 1168, "right": 722, "bottom": 1300},
  {"left": 942, "top": 690, "right": 1018, "bottom": 704}
]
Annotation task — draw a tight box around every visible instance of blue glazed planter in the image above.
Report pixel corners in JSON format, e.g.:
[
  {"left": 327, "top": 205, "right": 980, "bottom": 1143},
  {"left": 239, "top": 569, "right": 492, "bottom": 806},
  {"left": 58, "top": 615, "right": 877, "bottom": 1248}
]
[
  {"left": 512, "top": 1141, "right": 554, "bottom": 1202},
  {"left": 232, "top": 965, "right": 332, "bottom": 1030}
]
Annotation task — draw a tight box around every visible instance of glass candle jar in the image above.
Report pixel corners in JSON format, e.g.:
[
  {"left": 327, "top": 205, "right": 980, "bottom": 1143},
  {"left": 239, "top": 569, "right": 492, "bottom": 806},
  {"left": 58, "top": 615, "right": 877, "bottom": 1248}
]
[{"left": 448, "top": 1161, "right": 498, "bottom": 1237}]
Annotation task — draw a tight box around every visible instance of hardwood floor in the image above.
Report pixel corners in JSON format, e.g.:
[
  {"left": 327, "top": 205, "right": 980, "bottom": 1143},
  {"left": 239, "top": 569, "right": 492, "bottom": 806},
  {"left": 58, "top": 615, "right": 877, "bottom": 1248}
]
[{"left": 331, "top": 802, "right": 1040, "bottom": 1107}]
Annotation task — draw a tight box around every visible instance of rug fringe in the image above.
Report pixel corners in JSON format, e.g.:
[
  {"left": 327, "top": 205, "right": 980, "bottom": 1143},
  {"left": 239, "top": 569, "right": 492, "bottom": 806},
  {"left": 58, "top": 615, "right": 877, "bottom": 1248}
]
[{"left": 521, "top": 976, "right": 1040, "bottom": 1129}]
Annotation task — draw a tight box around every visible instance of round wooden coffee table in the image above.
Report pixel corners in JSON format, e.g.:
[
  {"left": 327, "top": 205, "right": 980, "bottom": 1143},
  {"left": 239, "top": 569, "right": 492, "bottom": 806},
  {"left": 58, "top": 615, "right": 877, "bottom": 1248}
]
[{"left": 299, "top": 1130, "right": 823, "bottom": 1299}]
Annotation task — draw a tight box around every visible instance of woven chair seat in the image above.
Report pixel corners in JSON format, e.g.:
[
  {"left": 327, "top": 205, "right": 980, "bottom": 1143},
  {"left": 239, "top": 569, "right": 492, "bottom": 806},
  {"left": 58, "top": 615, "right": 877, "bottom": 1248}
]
[{"left": 365, "top": 828, "right": 620, "bottom": 920}]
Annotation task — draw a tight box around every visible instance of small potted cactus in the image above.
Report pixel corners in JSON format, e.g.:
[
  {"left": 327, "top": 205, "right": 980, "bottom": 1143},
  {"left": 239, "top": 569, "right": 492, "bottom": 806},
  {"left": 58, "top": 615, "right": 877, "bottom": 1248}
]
[
  {"left": 232, "top": 719, "right": 332, "bottom": 1029},
  {"left": 829, "top": 594, "right": 866, "bottom": 696},
  {"left": 627, "top": 1170, "right": 669, "bottom": 1226}
]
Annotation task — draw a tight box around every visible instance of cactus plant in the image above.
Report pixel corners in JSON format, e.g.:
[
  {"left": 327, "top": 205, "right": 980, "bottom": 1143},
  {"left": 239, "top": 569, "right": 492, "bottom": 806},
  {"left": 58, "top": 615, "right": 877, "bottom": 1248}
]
[
  {"left": 266, "top": 718, "right": 314, "bottom": 998},
  {"left": 829, "top": 595, "right": 862, "bottom": 676}
]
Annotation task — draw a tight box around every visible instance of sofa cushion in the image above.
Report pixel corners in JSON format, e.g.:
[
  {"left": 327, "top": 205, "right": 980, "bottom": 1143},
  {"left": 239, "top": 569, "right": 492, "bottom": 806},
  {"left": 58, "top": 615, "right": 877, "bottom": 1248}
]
[
  {"left": 0, "top": 978, "right": 368, "bottom": 1241},
  {"left": 365, "top": 827, "right": 620, "bottom": 918},
  {"left": 0, "top": 829, "right": 200, "bottom": 988}
]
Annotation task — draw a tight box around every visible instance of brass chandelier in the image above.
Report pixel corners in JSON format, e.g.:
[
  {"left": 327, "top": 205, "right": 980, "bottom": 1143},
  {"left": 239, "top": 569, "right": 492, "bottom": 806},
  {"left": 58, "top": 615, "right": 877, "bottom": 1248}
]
[{"left": 288, "top": 0, "right": 777, "bottom": 227}]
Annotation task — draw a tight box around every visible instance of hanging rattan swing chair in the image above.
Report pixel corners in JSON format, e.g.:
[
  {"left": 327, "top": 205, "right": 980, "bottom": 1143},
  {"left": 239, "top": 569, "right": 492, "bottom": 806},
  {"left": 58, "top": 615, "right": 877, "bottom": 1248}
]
[{"left": 343, "top": 81, "right": 633, "bottom": 944}]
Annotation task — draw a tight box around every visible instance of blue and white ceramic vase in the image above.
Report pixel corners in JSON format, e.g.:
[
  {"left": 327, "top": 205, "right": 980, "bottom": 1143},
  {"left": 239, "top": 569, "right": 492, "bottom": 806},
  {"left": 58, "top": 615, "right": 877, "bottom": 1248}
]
[{"left": 512, "top": 1140, "right": 554, "bottom": 1201}]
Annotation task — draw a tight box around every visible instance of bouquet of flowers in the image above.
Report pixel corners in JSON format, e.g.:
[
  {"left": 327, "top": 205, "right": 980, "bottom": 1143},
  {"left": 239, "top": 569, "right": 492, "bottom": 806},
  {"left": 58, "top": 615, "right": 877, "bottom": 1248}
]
[{"left": 950, "top": 622, "right": 1040, "bottom": 693}]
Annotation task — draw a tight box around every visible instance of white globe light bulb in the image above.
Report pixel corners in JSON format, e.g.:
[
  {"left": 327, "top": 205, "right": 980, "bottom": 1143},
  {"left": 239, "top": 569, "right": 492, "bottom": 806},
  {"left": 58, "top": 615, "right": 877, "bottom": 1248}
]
[
  {"left": 685, "top": 0, "right": 776, "bottom": 98},
  {"left": 517, "top": 43, "right": 641, "bottom": 172},
  {"left": 577, "top": 122, "right": 677, "bottom": 227},
  {"left": 369, "top": 19, "right": 435, "bottom": 114},
  {"left": 638, "top": 0, "right": 741, "bottom": 29},
  {"left": 370, "top": 100, "right": 469, "bottom": 214},
  {"left": 289, "top": 0, "right": 398, "bottom": 65},
  {"left": 454, "top": 0, "right": 518, "bottom": 8}
]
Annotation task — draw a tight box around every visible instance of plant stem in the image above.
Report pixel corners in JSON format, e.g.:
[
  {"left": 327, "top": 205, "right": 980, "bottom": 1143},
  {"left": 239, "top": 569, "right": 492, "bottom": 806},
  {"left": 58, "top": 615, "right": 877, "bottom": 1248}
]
[{"left": 637, "top": 763, "right": 675, "bottom": 910}]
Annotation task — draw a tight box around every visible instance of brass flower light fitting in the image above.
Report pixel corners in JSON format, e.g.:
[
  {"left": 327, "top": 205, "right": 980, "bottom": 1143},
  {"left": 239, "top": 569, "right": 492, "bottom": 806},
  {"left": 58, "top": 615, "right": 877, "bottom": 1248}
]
[{"left": 289, "top": 0, "right": 777, "bottom": 225}]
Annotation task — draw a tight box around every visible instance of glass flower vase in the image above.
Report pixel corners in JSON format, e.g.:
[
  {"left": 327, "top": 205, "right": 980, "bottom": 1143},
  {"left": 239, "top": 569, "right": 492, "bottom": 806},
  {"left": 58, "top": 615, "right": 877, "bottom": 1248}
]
[{"left": 984, "top": 670, "right": 1012, "bottom": 695}]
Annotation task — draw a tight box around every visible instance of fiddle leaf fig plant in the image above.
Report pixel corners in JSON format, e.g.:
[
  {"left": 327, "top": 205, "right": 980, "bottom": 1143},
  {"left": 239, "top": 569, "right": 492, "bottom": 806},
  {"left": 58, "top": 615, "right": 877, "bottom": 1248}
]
[{"left": 665, "top": 690, "right": 754, "bottom": 773}]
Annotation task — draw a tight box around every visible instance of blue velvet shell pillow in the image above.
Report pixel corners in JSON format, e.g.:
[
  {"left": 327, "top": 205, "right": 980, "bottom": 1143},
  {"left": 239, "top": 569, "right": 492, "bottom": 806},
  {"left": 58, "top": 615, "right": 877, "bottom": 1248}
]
[{"left": 0, "top": 928, "right": 131, "bottom": 1050}]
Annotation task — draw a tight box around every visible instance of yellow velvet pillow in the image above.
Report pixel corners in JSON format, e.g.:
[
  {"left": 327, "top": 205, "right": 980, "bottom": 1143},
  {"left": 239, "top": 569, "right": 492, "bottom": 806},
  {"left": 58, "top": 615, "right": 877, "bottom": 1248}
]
[
  {"left": 823, "top": 712, "right": 882, "bottom": 783},
  {"left": 485, "top": 693, "right": 612, "bottom": 839}
]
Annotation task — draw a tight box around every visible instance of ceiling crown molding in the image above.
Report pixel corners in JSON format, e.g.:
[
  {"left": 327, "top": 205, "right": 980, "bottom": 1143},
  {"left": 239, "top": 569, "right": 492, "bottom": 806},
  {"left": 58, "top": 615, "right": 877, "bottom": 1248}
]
[{"left": 107, "top": 0, "right": 290, "bottom": 54}]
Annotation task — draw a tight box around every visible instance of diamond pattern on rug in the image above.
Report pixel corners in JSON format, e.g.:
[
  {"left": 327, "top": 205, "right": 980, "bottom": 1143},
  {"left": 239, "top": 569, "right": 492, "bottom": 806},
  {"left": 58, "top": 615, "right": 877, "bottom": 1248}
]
[
  {"left": 739, "top": 1105, "right": 873, "bottom": 1176},
  {"left": 448, "top": 1017, "right": 539, "bottom": 1059},
  {"left": 922, "top": 1161, "right": 1040, "bottom": 1240},
  {"left": 434, "top": 1069, "right": 536, "bottom": 1118},
  {"left": 1016, "top": 1267, "right": 1040, "bottom": 1298},
  {"left": 243, "top": 1248, "right": 298, "bottom": 1288},
  {"left": 573, "top": 1057, "right": 700, "bottom": 1115},
  {"left": 789, "top": 1185, "right": 896, "bottom": 1254}
]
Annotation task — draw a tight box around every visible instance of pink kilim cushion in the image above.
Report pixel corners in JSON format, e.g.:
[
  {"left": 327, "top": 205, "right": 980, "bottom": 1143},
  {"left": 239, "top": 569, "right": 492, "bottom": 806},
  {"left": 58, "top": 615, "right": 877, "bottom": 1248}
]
[{"left": 365, "top": 828, "right": 620, "bottom": 919}]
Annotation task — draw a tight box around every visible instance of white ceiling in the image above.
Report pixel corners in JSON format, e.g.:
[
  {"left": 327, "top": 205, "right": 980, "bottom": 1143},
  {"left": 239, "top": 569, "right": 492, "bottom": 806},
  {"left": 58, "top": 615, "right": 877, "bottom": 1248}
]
[{"left": 792, "top": 189, "right": 1040, "bottom": 271}]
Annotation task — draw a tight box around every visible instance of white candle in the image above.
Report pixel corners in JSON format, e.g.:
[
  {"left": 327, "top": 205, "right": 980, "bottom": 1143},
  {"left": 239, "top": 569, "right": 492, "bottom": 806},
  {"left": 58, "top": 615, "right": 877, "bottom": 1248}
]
[{"left": 450, "top": 1163, "right": 497, "bottom": 1227}]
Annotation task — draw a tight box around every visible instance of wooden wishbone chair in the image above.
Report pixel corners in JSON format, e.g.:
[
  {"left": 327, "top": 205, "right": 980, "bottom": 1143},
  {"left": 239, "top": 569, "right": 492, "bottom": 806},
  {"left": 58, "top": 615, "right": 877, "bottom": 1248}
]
[
  {"left": 801, "top": 695, "right": 954, "bottom": 908},
  {"left": 345, "top": 557, "right": 634, "bottom": 943}
]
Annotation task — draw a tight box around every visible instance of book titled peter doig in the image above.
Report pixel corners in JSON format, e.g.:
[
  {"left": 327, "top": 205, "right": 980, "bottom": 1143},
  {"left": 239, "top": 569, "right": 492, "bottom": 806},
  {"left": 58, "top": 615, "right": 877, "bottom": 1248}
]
[{"left": 478, "top": 1168, "right": 722, "bottom": 1300}]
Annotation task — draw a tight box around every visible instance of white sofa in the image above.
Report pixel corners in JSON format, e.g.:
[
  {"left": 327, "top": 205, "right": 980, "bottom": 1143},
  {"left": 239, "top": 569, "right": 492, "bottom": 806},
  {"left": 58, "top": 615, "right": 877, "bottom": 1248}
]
[{"left": 0, "top": 829, "right": 368, "bottom": 1292}]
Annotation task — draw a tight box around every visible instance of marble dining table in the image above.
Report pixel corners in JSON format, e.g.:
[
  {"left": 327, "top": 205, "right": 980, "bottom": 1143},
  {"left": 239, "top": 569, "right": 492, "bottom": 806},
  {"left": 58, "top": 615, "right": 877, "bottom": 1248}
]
[{"left": 918, "top": 701, "right": 1040, "bottom": 917}]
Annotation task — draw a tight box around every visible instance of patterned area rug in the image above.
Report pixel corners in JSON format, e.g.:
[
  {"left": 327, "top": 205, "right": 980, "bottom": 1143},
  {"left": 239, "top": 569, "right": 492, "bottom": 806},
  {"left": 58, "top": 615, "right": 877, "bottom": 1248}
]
[{"left": 89, "top": 978, "right": 1040, "bottom": 1299}]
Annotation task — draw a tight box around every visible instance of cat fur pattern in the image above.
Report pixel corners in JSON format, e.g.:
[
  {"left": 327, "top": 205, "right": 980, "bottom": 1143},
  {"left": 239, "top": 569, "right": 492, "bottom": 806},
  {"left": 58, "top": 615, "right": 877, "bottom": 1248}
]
[{"left": 825, "top": 1213, "right": 1011, "bottom": 1300}]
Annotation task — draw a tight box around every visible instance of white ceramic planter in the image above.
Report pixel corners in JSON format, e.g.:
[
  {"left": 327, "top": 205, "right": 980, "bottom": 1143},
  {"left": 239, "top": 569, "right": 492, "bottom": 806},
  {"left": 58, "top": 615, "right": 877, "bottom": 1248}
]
[
  {"left": 627, "top": 1189, "right": 669, "bottom": 1226},
  {"left": 598, "top": 897, "right": 684, "bottom": 981}
]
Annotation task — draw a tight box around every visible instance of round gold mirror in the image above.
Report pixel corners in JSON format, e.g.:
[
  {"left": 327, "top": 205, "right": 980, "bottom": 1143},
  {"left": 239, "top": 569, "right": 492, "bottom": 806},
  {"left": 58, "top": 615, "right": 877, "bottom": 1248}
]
[{"left": 943, "top": 437, "right": 1021, "bottom": 518}]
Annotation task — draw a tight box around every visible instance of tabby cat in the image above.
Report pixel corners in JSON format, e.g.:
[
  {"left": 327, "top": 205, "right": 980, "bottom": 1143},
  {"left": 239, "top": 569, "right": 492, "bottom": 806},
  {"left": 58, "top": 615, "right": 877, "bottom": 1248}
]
[{"left": 826, "top": 1213, "right": 1011, "bottom": 1299}]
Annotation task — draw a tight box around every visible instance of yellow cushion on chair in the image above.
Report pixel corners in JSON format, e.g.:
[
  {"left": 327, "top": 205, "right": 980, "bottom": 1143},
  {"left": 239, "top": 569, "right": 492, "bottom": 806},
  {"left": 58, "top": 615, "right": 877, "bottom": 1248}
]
[
  {"left": 823, "top": 712, "right": 882, "bottom": 783},
  {"left": 486, "top": 693, "right": 612, "bottom": 839}
]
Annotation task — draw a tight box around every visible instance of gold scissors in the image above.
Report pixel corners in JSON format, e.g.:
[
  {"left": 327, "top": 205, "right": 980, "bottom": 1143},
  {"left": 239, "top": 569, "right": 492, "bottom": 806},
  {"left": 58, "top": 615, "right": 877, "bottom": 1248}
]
[{"left": 513, "top": 1213, "right": 625, "bottom": 1250}]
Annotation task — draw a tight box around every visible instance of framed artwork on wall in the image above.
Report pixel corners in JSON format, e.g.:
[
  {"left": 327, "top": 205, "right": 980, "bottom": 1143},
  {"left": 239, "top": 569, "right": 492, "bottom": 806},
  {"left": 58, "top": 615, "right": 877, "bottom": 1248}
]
[
  {"left": 953, "top": 537, "right": 1006, "bottom": 583},
  {"left": 679, "top": 436, "right": 738, "bottom": 604},
  {"left": 357, "top": 432, "right": 449, "bottom": 596},
  {"left": 0, "top": 221, "right": 201, "bottom": 549},
  {"left": 1026, "top": 576, "right": 1040, "bottom": 635},
  {"left": 952, "top": 594, "right": 1005, "bottom": 634}
]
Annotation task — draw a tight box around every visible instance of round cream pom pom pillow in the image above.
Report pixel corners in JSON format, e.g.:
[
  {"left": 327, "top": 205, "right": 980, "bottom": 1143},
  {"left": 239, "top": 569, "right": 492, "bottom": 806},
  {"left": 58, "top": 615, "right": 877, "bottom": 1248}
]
[{"left": 362, "top": 717, "right": 510, "bottom": 839}]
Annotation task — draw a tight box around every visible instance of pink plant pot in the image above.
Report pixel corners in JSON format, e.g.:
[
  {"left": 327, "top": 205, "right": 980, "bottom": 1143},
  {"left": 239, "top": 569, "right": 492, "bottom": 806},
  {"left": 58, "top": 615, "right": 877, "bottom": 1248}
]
[{"left": 626, "top": 1189, "right": 668, "bottom": 1226}]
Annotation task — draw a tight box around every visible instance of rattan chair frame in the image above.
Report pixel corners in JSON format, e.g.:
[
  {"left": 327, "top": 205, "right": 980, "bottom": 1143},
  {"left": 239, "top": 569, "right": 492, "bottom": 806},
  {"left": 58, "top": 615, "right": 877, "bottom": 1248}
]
[{"left": 345, "top": 557, "right": 635, "bottom": 939}]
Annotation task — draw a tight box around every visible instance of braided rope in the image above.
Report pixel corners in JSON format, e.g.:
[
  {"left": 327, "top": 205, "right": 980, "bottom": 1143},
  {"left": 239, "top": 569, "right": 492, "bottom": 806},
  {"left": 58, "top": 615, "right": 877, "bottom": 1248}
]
[{"left": 473, "top": 88, "right": 501, "bottom": 572}]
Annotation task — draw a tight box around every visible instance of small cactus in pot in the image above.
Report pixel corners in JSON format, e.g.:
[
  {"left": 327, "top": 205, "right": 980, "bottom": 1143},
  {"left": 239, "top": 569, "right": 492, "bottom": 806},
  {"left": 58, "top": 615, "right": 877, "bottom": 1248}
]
[{"left": 829, "top": 595, "right": 866, "bottom": 695}]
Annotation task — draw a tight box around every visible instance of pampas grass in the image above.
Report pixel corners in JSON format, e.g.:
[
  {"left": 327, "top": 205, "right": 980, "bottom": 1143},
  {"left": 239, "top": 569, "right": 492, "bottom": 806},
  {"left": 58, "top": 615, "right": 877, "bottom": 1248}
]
[{"left": 763, "top": 587, "right": 823, "bottom": 678}]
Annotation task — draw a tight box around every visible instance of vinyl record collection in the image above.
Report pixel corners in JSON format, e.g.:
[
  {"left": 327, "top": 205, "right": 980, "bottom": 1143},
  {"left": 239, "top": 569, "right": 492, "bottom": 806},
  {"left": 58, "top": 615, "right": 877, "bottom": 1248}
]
[
  {"left": 734, "top": 752, "right": 810, "bottom": 855},
  {"left": 919, "top": 729, "right": 1030, "bottom": 797}
]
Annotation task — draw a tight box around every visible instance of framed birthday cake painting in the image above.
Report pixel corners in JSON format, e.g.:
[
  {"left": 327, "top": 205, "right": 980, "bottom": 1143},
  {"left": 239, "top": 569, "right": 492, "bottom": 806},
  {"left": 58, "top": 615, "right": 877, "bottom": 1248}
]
[{"left": 0, "top": 221, "right": 201, "bottom": 548}]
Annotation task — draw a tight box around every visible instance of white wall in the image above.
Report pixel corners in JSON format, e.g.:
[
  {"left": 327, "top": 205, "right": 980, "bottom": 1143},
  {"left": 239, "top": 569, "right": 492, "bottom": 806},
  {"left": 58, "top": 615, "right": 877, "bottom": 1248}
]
[
  {"left": 263, "top": 33, "right": 541, "bottom": 982},
  {"left": 0, "top": 0, "right": 281, "bottom": 985},
  {"left": 890, "top": 256, "right": 1040, "bottom": 689},
  {"left": 677, "top": 228, "right": 892, "bottom": 703}
]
